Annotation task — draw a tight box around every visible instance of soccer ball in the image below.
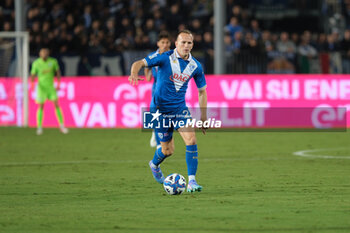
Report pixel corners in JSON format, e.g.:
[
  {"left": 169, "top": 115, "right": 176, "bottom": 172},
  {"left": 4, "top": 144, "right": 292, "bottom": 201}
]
[{"left": 163, "top": 173, "right": 186, "bottom": 195}]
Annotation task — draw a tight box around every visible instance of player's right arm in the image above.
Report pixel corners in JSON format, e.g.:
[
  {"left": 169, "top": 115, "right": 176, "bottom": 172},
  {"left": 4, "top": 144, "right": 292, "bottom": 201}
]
[
  {"left": 30, "top": 60, "right": 38, "bottom": 90},
  {"left": 144, "top": 52, "right": 158, "bottom": 81},
  {"left": 129, "top": 60, "right": 145, "bottom": 85},
  {"left": 129, "top": 52, "right": 165, "bottom": 85}
]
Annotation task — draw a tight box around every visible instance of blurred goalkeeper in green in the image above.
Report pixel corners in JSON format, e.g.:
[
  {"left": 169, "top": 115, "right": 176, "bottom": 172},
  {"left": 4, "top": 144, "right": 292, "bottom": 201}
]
[{"left": 30, "top": 48, "right": 68, "bottom": 135}]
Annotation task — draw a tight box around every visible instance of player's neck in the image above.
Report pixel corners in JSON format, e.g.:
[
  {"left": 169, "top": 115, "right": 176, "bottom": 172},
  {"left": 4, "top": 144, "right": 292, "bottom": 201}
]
[
  {"left": 177, "top": 51, "right": 189, "bottom": 60},
  {"left": 181, "top": 54, "right": 189, "bottom": 60}
]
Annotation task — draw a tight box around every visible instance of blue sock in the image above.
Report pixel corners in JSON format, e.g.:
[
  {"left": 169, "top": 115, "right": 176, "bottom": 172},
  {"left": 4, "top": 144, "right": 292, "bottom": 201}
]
[
  {"left": 186, "top": 145, "right": 198, "bottom": 176},
  {"left": 152, "top": 147, "right": 166, "bottom": 166}
]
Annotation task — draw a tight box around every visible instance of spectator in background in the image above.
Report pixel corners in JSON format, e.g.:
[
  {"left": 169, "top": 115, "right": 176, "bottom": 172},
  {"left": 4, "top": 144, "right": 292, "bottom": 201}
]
[
  {"left": 109, "top": 0, "right": 125, "bottom": 16},
  {"left": 78, "top": 56, "right": 92, "bottom": 76},
  {"left": 277, "top": 32, "right": 296, "bottom": 54},
  {"left": 153, "top": 9, "right": 165, "bottom": 31},
  {"left": 190, "top": 19, "right": 204, "bottom": 36},
  {"left": 191, "top": 0, "right": 212, "bottom": 19},
  {"left": 260, "top": 30, "right": 273, "bottom": 52},
  {"left": 50, "top": 3, "right": 64, "bottom": 21},
  {"left": 105, "top": 18, "right": 116, "bottom": 37},
  {"left": 291, "top": 32, "right": 300, "bottom": 46},
  {"left": 276, "top": 31, "right": 296, "bottom": 69},
  {"left": 166, "top": 4, "right": 183, "bottom": 31},
  {"left": 232, "top": 30, "right": 243, "bottom": 53},
  {"left": 230, "top": 5, "right": 242, "bottom": 22},
  {"left": 145, "top": 18, "right": 158, "bottom": 46},
  {"left": 316, "top": 33, "right": 328, "bottom": 52},
  {"left": 243, "top": 32, "right": 254, "bottom": 50},
  {"left": 5, "top": 0, "right": 350, "bottom": 75},
  {"left": 341, "top": 29, "right": 350, "bottom": 73},
  {"left": 83, "top": 5, "right": 92, "bottom": 29},
  {"left": 224, "top": 33, "right": 235, "bottom": 56},
  {"left": 3, "top": 21, "right": 13, "bottom": 31},
  {"left": 325, "top": 33, "right": 341, "bottom": 52},
  {"left": 270, "top": 32, "right": 280, "bottom": 47},
  {"left": 90, "top": 20, "right": 101, "bottom": 36},
  {"left": 66, "top": 14, "right": 76, "bottom": 35},
  {"left": 118, "top": 18, "right": 132, "bottom": 37},
  {"left": 193, "top": 33, "right": 204, "bottom": 51},
  {"left": 224, "top": 33, "right": 235, "bottom": 73},
  {"left": 242, "top": 37, "right": 263, "bottom": 73},
  {"left": 343, "top": 0, "right": 350, "bottom": 26},
  {"left": 2, "top": 0, "right": 14, "bottom": 21},
  {"left": 225, "top": 17, "right": 243, "bottom": 41},
  {"left": 249, "top": 19, "right": 262, "bottom": 40},
  {"left": 267, "top": 31, "right": 296, "bottom": 75},
  {"left": 298, "top": 31, "right": 318, "bottom": 58},
  {"left": 298, "top": 31, "right": 318, "bottom": 73},
  {"left": 203, "top": 31, "right": 214, "bottom": 74}
]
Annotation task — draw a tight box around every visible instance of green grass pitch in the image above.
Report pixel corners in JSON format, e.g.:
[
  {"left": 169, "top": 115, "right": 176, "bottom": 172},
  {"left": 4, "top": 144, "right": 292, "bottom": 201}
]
[{"left": 0, "top": 127, "right": 350, "bottom": 233}]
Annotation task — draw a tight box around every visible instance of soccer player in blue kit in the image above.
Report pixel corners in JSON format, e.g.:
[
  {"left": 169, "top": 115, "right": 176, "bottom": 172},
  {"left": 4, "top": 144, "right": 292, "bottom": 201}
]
[
  {"left": 144, "top": 32, "right": 171, "bottom": 148},
  {"left": 129, "top": 30, "right": 208, "bottom": 193}
]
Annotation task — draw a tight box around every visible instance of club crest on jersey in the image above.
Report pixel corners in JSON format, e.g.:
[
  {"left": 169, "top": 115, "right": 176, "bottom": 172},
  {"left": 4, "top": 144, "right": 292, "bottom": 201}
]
[
  {"left": 169, "top": 73, "right": 190, "bottom": 83},
  {"left": 148, "top": 53, "right": 157, "bottom": 59},
  {"left": 189, "top": 64, "right": 196, "bottom": 72}
]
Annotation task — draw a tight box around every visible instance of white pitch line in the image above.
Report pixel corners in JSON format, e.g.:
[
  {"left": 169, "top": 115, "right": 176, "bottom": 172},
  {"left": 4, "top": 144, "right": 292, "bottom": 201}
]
[
  {"left": 0, "top": 157, "right": 294, "bottom": 167},
  {"left": 293, "top": 147, "right": 350, "bottom": 159}
]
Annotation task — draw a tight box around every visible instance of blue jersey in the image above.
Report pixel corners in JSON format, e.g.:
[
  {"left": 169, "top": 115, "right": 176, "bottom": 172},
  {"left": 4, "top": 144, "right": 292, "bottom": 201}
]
[{"left": 144, "top": 49, "right": 206, "bottom": 113}]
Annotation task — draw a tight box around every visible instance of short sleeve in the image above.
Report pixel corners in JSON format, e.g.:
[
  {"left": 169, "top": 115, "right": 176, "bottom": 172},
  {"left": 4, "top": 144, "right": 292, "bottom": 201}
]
[
  {"left": 193, "top": 64, "right": 206, "bottom": 90},
  {"left": 144, "top": 53, "right": 164, "bottom": 68},
  {"left": 30, "top": 61, "right": 37, "bottom": 75}
]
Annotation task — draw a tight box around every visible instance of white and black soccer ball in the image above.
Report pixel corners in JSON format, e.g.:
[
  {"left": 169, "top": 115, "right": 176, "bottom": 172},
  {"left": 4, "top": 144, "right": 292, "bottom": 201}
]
[{"left": 163, "top": 173, "right": 186, "bottom": 195}]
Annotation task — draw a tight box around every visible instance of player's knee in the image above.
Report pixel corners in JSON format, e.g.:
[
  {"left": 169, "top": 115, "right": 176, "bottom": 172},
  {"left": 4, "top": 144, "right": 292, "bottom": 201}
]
[
  {"left": 187, "top": 136, "right": 197, "bottom": 145},
  {"left": 162, "top": 146, "right": 174, "bottom": 156}
]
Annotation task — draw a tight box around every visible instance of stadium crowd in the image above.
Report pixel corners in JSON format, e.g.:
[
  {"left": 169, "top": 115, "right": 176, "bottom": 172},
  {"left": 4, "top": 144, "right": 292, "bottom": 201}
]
[{"left": 1, "top": 0, "right": 350, "bottom": 74}]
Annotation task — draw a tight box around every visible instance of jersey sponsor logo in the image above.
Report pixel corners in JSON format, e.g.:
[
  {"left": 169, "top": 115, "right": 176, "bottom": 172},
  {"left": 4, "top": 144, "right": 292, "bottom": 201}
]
[{"left": 169, "top": 73, "right": 190, "bottom": 83}]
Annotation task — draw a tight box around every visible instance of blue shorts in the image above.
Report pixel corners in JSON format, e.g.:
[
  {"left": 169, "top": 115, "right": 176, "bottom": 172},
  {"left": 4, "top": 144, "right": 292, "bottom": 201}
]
[{"left": 150, "top": 104, "right": 192, "bottom": 142}]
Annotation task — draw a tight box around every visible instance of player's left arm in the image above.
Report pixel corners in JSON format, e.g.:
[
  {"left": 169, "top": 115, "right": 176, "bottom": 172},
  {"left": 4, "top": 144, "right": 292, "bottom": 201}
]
[
  {"left": 54, "top": 60, "right": 61, "bottom": 91},
  {"left": 144, "top": 67, "right": 152, "bottom": 81},
  {"left": 198, "top": 88, "right": 208, "bottom": 134},
  {"left": 194, "top": 65, "right": 208, "bottom": 134},
  {"left": 30, "top": 61, "right": 37, "bottom": 90}
]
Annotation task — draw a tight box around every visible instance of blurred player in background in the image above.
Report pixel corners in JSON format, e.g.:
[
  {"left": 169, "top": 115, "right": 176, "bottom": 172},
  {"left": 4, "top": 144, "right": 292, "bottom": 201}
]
[
  {"left": 144, "top": 32, "right": 171, "bottom": 148},
  {"left": 30, "top": 48, "right": 68, "bottom": 135},
  {"left": 129, "top": 30, "right": 207, "bottom": 193}
]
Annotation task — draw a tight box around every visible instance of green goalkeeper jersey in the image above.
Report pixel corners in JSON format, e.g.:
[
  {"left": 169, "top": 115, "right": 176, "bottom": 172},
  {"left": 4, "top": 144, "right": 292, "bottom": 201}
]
[{"left": 31, "top": 57, "right": 59, "bottom": 88}]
